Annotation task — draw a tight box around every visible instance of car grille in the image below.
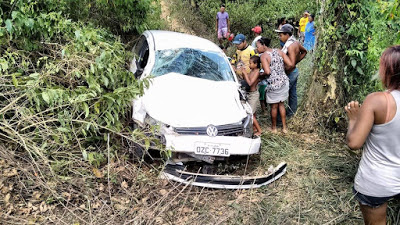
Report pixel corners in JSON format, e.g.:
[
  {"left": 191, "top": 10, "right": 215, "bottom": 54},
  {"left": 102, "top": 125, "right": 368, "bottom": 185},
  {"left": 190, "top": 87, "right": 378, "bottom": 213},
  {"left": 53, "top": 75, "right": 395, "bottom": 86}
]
[{"left": 174, "top": 124, "right": 244, "bottom": 136}]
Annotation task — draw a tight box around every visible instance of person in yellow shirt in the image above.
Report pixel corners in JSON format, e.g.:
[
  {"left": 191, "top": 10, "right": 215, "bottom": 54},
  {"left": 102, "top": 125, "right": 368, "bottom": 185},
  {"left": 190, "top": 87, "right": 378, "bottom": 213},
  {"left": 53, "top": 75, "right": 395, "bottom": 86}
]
[
  {"left": 298, "top": 11, "right": 309, "bottom": 43},
  {"left": 232, "top": 34, "right": 256, "bottom": 79}
]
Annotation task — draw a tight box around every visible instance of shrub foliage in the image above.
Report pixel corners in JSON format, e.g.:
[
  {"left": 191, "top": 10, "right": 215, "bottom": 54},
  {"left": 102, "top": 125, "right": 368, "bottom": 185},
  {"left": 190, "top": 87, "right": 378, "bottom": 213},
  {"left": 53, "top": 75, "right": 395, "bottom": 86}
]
[{"left": 0, "top": 0, "right": 162, "bottom": 185}]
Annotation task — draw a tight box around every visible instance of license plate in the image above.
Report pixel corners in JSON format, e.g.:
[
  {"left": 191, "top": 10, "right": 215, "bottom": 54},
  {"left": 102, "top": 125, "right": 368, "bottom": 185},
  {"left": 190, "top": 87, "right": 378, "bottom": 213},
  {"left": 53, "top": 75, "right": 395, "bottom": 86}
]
[{"left": 194, "top": 142, "right": 230, "bottom": 157}]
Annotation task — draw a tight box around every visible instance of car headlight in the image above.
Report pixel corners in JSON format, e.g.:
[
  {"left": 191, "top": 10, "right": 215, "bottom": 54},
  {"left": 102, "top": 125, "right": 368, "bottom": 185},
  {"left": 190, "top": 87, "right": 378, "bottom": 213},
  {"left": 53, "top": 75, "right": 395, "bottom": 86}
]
[
  {"left": 242, "top": 114, "right": 253, "bottom": 138},
  {"left": 144, "top": 114, "right": 175, "bottom": 135},
  {"left": 144, "top": 114, "right": 159, "bottom": 126}
]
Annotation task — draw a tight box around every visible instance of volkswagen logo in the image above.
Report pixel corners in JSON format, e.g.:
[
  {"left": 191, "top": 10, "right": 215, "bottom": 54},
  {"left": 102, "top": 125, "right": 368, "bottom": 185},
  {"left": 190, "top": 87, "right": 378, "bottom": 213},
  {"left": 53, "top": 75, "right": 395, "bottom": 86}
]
[{"left": 206, "top": 125, "right": 218, "bottom": 137}]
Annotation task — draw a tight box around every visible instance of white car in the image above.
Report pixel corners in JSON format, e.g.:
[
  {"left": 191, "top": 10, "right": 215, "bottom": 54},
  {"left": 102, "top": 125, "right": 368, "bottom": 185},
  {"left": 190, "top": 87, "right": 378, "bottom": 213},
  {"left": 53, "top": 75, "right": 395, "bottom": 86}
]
[{"left": 130, "top": 30, "right": 286, "bottom": 189}]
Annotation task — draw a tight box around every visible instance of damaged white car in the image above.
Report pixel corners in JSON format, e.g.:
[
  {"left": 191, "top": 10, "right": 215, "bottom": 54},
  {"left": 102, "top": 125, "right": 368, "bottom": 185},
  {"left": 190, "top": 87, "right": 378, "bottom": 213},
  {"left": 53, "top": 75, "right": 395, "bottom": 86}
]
[{"left": 130, "top": 30, "right": 286, "bottom": 189}]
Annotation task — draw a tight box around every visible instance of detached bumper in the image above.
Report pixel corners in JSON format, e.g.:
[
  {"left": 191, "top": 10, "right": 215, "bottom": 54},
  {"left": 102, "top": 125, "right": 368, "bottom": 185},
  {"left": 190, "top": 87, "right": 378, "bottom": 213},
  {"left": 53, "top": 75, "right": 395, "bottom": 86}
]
[
  {"left": 161, "top": 162, "right": 287, "bottom": 189},
  {"left": 164, "top": 133, "right": 261, "bottom": 155}
]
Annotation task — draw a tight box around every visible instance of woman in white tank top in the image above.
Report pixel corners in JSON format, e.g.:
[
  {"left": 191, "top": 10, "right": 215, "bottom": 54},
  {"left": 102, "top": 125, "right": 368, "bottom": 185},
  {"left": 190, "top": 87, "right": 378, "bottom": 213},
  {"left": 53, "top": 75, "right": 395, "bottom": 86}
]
[{"left": 346, "top": 45, "right": 400, "bottom": 225}]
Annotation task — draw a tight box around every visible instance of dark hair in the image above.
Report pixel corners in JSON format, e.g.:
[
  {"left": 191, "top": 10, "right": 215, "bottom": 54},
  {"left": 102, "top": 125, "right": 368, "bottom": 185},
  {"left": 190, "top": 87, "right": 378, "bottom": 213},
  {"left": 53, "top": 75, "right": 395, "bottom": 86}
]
[
  {"left": 309, "top": 14, "right": 315, "bottom": 20},
  {"left": 220, "top": 4, "right": 225, "bottom": 7},
  {"left": 380, "top": 45, "right": 400, "bottom": 90},
  {"left": 257, "top": 37, "right": 271, "bottom": 47},
  {"left": 250, "top": 55, "right": 261, "bottom": 69},
  {"left": 276, "top": 17, "right": 286, "bottom": 28}
]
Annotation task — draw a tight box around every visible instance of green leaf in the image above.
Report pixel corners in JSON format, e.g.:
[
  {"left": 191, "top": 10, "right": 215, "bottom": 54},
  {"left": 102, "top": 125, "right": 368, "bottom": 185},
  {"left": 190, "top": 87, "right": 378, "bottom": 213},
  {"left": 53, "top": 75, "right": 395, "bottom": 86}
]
[
  {"left": 83, "top": 102, "right": 89, "bottom": 118},
  {"left": 11, "top": 73, "right": 19, "bottom": 87},
  {"left": 57, "top": 127, "right": 70, "bottom": 132},
  {"left": 11, "top": 11, "right": 18, "bottom": 19},
  {"left": 75, "top": 30, "right": 81, "bottom": 40},
  {"left": 351, "top": 59, "right": 357, "bottom": 68},
  {"left": 42, "top": 92, "right": 50, "bottom": 104},
  {"left": 5, "top": 19, "right": 12, "bottom": 33},
  {"left": 357, "top": 67, "right": 364, "bottom": 75},
  {"left": 25, "top": 18, "right": 34, "bottom": 28},
  {"left": 145, "top": 139, "right": 150, "bottom": 150},
  {"left": 334, "top": 117, "right": 340, "bottom": 123},
  {"left": 81, "top": 128, "right": 87, "bottom": 137},
  {"left": 82, "top": 149, "right": 88, "bottom": 160},
  {"left": 94, "top": 102, "right": 100, "bottom": 114}
]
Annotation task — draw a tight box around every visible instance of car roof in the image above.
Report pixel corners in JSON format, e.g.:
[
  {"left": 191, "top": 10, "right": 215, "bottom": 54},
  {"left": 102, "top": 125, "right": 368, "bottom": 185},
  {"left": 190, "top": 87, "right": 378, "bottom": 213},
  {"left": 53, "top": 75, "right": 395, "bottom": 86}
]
[{"left": 147, "top": 30, "right": 223, "bottom": 53}]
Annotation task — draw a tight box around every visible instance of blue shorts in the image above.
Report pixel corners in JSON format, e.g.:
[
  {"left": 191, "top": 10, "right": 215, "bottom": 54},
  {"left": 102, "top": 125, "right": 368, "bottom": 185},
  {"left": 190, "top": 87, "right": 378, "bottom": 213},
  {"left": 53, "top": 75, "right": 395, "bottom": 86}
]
[{"left": 353, "top": 187, "right": 400, "bottom": 208}]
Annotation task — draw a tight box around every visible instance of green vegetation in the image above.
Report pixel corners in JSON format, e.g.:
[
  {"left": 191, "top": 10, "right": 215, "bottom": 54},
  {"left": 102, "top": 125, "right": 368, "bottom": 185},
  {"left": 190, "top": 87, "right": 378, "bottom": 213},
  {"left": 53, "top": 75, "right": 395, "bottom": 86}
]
[
  {"left": 195, "top": 0, "right": 317, "bottom": 37},
  {"left": 0, "top": 1, "right": 164, "bottom": 221},
  {"left": 316, "top": 0, "right": 399, "bottom": 101}
]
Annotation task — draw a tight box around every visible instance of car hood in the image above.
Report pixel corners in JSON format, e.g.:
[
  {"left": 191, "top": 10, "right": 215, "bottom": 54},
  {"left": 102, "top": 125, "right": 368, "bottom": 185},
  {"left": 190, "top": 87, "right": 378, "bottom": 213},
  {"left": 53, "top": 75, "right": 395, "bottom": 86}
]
[{"left": 142, "top": 73, "right": 247, "bottom": 127}]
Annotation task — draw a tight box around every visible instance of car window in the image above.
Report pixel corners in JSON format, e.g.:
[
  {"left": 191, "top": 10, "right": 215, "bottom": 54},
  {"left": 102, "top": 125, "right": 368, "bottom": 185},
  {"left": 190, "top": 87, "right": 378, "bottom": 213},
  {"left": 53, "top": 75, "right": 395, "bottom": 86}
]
[
  {"left": 134, "top": 35, "right": 149, "bottom": 70},
  {"left": 151, "top": 48, "right": 235, "bottom": 82}
]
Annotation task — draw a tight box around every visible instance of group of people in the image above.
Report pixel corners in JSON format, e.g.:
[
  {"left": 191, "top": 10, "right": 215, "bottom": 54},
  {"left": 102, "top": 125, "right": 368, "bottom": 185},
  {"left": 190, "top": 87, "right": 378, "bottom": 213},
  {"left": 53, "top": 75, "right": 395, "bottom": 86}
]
[
  {"left": 217, "top": 4, "right": 400, "bottom": 224},
  {"left": 216, "top": 4, "right": 307, "bottom": 135},
  {"left": 274, "top": 12, "right": 316, "bottom": 51},
  {"left": 297, "top": 11, "right": 316, "bottom": 51}
]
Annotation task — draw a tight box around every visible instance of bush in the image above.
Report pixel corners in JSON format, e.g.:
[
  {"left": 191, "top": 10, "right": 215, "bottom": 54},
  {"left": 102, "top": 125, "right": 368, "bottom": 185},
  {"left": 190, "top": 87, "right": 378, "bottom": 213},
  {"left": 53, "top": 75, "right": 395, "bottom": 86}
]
[
  {"left": 0, "top": 1, "right": 163, "bottom": 187},
  {"left": 0, "top": 0, "right": 162, "bottom": 37}
]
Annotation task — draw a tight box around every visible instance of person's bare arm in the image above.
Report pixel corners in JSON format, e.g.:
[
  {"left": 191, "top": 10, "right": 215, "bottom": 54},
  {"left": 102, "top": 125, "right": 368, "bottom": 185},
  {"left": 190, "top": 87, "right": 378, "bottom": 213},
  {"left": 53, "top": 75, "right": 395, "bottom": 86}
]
[
  {"left": 242, "top": 68, "right": 259, "bottom": 86},
  {"left": 216, "top": 19, "right": 218, "bottom": 32},
  {"left": 260, "top": 54, "right": 271, "bottom": 76},
  {"left": 345, "top": 93, "right": 384, "bottom": 149},
  {"left": 227, "top": 18, "right": 230, "bottom": 33},
  {"left": 297, "top": 43, "right": 307, "bottom": 63},
  {"left": 285, "top": 45, "right": 297, "bottom": 71},
  {"left": 278, "top": 50, "right": 294, "bottom": 70}
]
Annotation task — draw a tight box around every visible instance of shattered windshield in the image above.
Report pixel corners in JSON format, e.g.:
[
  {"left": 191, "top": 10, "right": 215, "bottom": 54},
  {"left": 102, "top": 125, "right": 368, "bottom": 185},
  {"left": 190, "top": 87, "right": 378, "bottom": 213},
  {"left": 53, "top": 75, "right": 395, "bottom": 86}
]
[{"left": 151, "top": 48, "right": 235, "bottom": 81}]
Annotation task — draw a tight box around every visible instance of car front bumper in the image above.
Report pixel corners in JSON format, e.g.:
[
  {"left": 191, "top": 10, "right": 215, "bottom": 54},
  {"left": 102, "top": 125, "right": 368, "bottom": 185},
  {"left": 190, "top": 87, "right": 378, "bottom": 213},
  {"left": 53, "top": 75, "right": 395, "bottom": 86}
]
[{"left": 163, "top": 132, "right": 261, "bottom": 156}]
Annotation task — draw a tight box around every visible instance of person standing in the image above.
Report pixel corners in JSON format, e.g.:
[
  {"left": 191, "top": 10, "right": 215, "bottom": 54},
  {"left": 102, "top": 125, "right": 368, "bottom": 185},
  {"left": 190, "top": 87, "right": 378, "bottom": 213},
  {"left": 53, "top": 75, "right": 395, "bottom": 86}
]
[
  {"left": 303, "top": 14, "right": 316, "bottom": 51},
  {"left": 216, "top": 4, "right": 230, "bottom": 47},
  {"left": 258, "top": 37, "right": 293, "bottom": 133},
  {"left": 232, "top": 34, "right": 256, "bottom": 78},
  {"left": 345, "top": 45, "right": 400, "bottom": 225},
  {"left": 275, "top": 24, "right": 307, "bottom": 118},
  {"left": 251, "top": 26, "right": 263, "bottom": 49},
  {"left": 241, "top": 56, "right": 263, "bottom": 136},
  {"left": 298, "top": 11, "right": 309, "bottom": 43}
]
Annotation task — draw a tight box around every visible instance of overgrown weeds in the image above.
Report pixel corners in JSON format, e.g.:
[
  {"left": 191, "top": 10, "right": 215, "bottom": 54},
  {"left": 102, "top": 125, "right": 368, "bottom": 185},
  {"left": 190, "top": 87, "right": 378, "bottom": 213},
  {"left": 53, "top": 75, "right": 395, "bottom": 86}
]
[{"left": 0, "top": 1, "right": 167, "bottom": 223}]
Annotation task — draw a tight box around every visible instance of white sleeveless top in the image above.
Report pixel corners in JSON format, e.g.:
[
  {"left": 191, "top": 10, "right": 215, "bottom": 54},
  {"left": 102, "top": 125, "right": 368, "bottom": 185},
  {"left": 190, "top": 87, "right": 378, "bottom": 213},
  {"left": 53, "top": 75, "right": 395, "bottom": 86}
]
[{"left": 354, "top": 90, "right": 400, "bottom": 197}]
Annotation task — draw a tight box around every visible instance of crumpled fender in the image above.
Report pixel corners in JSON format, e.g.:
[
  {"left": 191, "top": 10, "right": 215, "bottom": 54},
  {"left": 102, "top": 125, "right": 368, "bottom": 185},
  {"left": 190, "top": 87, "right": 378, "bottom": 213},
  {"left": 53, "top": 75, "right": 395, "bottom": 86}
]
[{"left": 132, "top": 98, "right": 146, "bottom": 126}]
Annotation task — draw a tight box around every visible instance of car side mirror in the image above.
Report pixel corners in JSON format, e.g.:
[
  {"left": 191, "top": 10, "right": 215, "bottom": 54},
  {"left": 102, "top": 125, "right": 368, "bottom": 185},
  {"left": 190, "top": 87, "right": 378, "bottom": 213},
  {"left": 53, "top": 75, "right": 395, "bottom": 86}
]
[{"left": 135, "top": 68, "right": 144, "bottom": 78}]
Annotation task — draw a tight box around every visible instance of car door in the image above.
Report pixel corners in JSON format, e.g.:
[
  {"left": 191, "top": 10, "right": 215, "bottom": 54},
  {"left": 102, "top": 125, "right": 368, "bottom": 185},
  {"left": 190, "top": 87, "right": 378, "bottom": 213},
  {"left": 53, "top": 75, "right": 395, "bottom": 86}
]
[{"left": 130, "top": 35, "right": 150, "bottom": 79}]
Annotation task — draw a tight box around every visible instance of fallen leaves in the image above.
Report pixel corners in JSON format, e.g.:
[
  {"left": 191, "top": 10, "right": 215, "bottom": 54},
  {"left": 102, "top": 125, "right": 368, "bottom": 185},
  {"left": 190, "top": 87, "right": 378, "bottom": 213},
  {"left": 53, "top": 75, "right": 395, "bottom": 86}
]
[
  {"left": 159, "top": 189, "right": 168, "bottom": 196},
  {"left": 39, "top": 201, "right": 48, "bottom": 213},
  {"left": 121, "top": 180, "right": 128, "bottom": 189},
  {"left": 92, "top": 168, "right": 104, "bottom": 178},
  {"left": 113, "top": 203, "right": 127, "bottom": 210},
  {"left": 3, "top": 168, "right": 18, "bottom": 177},
  {"left": 4, "top": 193, "right": 11, "bottom": 203}
]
